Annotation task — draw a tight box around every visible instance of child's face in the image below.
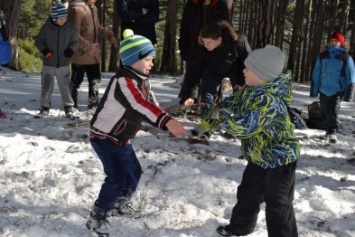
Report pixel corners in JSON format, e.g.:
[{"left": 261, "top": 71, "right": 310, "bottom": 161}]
[
  {"left": 329, "top": 39, "right": 341, "bottom": 47},
  {"left": 203, "top": 0, "right": 212, "bottom": 5},
  {"left": 243, "top": 67, "right": 264, "bottom": 86},
  {"left": 55, "top": 17, "right": 67, "bottom": 26},
  {"left": 201, "top": 37, "right": 222, "bottom": 51},
  {"left": 131, "top": 56, "right": 154, "bottom": 75}
]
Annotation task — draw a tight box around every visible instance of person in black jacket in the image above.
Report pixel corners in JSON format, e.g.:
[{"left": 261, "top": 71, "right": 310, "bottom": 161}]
[
  {"left": 181, "top": 20, "right": 251, "bottom": 113},
  {"left": 117, "top": 0, "right": 159, "bottom": 45},
  {"left": 179, "top": 0, "right": 229, "bottom": 61},
  {"left": 178, "top": 0, "right": 230, "bottom": 105}
]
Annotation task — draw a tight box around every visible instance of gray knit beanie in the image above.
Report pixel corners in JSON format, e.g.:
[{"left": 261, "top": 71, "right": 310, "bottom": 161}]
[{"left": 244, "top": 45, "right": 285, "bottom": 82}]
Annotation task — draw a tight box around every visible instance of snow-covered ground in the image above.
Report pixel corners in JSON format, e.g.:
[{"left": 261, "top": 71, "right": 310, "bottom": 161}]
[{"left": 0, "top": 66, "right": 355, "bottom": 237}]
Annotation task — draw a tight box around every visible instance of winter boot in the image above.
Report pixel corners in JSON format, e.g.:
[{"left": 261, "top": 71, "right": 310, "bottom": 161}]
[
  {"left": 329, "top": 134, "right": 337, "bottom": 143},
  {"left": 216, "top": 225, "right": 238, "bottom": 237},
  {"left": 86, "top": 211, "right": 110, "bottom": 235},
  {"left": 34, "top": 107, "right": 49, "bottom": 118},
  {"left": 64, "top": 106, "right": 79, "bottom": 120},
  {"left": 109, "top": 197, "right": 141, "bottom": 218}
]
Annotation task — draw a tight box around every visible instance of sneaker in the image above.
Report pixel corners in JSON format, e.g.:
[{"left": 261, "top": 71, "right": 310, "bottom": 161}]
[
  {"left": 217, "top": 225, "right": 236, "bottom": 236},
  {"left": 88, "top": 103, "right": 98, "bottom": 110},
  {"left": 34, "top": 107, "right": 49, "bottom": 118},
  {"left": 329, "top": 134, "right": 337, "bottom": 143},
  {"left": 109, "top": 202, "right": 141, "bottom": 219},
  {"left": 64, "top": 106, "right": 78, "bottom": 120},
  {"left": 86, "top": 211, "right": 110, "bottom": 233}
]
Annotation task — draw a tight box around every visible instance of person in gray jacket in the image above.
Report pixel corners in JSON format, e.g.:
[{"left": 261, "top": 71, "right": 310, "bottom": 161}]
[{"left": 35, "top": 2, "right": 79, "bottom": 119}]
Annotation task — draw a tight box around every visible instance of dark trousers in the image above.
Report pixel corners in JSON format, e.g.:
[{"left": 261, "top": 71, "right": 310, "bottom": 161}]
[
  {"left": 229, "top": 161, "right": 298, "bottom": 237},
  {"left": 200, "top": 70, "right": 224, "bottom": 113},
  {"left": 90, "top": 138, "right": 142, "bottom": 213},
  {"left": 70, "top": 63, "right": 101, "bottom": 108},
  {"left": 319, "top": 93, "right": 341, "bottom": 135}
]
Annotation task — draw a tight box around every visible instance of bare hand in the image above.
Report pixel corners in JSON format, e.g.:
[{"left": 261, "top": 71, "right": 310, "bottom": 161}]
[
  {"left": 91, "top": 43, "right": 100, "bottom": 58},
  {"left": 166, "top": 119, "right": 186, "bottom": 137},
  {"left": 110, "top": 36, "right": 118, "bottom": 49},
  {"left": 142, "top": 8, "right": 149, "bottom": 14},
  {"left": 184, "top": 98, "right": 195, "bottom": 106}
]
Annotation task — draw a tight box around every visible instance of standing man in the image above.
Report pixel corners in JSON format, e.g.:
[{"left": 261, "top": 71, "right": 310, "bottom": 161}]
[
  {"left": 178, "top": 0, "right": 230, "bottom": 105},
  {"left": 116, "top": 0, "right": 159, "bottom": 46},
  {"left": 68, "top": 0, "right": 118, "bottom": 111}
]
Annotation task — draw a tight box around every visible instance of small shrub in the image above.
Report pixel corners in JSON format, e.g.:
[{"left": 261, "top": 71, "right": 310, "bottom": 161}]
[{"left": 18, "top": 38, "right": 42, "bottom": 72}]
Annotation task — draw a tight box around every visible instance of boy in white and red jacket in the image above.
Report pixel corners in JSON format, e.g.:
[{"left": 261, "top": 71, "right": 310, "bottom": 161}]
[{"left": 86, "top": 29, "right": 186, "bottom": 235}]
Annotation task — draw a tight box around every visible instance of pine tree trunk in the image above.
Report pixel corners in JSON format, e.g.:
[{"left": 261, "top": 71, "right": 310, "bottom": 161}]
[
  {"left": 338, "top": 0, "right": 350, "bottom": 33},
  {"left": 350, "top": 1, "right": 355, "bottom": 56},
  {"left": 327, "top": 0, "right": 339, "bottom": 35},
  {"left": 287, "top": 0, "right": 303, "bottom": 77},
  {"left": 255, "top": 0, "right": 274, "bottom": 48},
  {"left": 300, "top": 0, "right": 312, "bottom": 82},
  {"left": 160, "top": 0, "right": 178, "bottom": 74},
  {"left": 109, "top": 0, "right": 120, "bottom": 72},
  {"left": 274, "top": 0, "right": 287, "bottom": 49}
]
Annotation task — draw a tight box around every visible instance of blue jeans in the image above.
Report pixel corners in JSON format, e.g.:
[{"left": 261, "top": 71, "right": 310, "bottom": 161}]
[{"left": 90, "top": 138, "right": 142, "bottom": 213}]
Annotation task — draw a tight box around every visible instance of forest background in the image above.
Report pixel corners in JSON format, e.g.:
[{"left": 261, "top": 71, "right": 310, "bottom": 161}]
[{"left": 0, "top": 0, "right": 355, "bottom": 83}]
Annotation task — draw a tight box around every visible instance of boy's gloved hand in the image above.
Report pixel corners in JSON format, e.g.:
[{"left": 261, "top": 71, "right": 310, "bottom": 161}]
[
  {"left": 210, "top": 107, "right": 220, "bottom": 119},
  {"left": 41, "top": 48, "right": 53, "bottom": 58},
  {"left": 64, "top": 48, "right": 74, "bottom": 57},
  {"left": 191, "top": 120, "right": 211, "bottom": 140}
]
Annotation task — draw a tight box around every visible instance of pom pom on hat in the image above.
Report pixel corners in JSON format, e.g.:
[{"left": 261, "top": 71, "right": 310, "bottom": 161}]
[
  {"left": 244, "top": 45, "right": 285, "bottom": 82},
  {"left": 50, "top": 2, "right": 68, "bottom": 22},
  {"left": 119, "top": 29, "right": 156, "bottom": 66},
  {"left": 328, "top": 31, "right": 345, "bottom": 45}
]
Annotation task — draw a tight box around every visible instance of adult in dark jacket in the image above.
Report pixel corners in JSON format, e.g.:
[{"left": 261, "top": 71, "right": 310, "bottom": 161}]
[
  {"left": 116, "top": 0, "right": 159, "bottom": 45},
  {"left": 178, "top": 0, "right": 230, "bottom": 104},
  {"left": 181, "top": 20, "right": 251, "bottom": 112}
]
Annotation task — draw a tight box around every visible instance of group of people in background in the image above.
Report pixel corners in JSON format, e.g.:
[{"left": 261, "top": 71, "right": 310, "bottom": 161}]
[
  {"left": 34, "top": 0, "right": 161, "bottom": 119},
  {"left": 35, "top": 0, "right": 118, "bottom": 119},
  {"left": 1, "top": 0, "right": 355, "bottom": 237}
]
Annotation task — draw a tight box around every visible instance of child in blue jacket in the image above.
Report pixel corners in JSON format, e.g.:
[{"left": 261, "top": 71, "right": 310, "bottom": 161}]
[{"left": 311, "top": 31, "right": 355, "bottom": 143}]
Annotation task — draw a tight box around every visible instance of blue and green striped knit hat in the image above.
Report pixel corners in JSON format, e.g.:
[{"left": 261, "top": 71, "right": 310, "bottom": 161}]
[
  {"left": 50, "top": 2, "right": 68, "bottom": 22},
  {"left": 119, "top": 29, "right": 156, "bottom": 66}
]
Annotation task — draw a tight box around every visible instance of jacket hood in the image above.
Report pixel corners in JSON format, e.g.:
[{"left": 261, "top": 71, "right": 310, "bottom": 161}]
[
  {"left": 250, "top": 70, "right": 293, "bottom": 106},
  {"left": 327, "top": 45, "right": 347, "bottom": 54}
]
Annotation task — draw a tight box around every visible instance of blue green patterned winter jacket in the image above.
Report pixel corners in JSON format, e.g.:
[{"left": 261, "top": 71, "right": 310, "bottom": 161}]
[{"left": 203, "top": 71, "right": 300, "bottom": 169}]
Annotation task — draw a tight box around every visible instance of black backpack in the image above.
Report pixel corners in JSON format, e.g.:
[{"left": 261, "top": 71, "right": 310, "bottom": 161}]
[{"left": 304, "top": 101, "right": 325, "bottom": 130}]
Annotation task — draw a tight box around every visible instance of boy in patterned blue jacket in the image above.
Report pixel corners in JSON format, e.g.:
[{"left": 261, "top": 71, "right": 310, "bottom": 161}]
[
  {"left": 195, "top": 45, "right": 300, "bottom": 237},
  {"left": 311, "top": 31, "right": 355, "bottom": 143}
]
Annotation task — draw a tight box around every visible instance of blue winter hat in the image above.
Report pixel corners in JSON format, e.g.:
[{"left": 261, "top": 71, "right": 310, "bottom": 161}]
[
  {"left": 119, "top": 29, "right": 156, "bottom": 66},
  {"left": 50, "top": 3, "right": 68, "bottom": 22}
]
